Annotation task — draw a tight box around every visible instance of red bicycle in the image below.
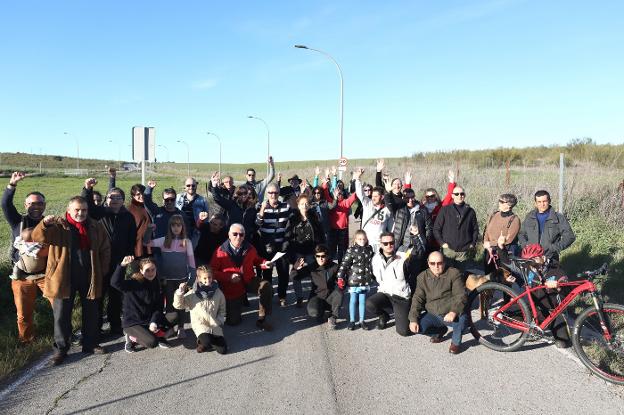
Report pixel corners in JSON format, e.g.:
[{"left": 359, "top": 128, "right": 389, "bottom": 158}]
[{"left": 466, "top": 259, "right": 624, "bottom": 385}]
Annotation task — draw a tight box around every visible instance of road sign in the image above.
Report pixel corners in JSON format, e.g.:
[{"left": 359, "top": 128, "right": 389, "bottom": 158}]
[
  {"left": 338, "top": 157, "right": 348, "bottom": 167},
  {"left": 338, "top": 166, "right": 347, "bottom": 172},
  {"left": 132, "top": 127, "right": 156, "bottom": 162}
]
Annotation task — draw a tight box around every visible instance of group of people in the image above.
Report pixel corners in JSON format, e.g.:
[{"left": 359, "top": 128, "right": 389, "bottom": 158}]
[{"left": 2, "top": 157, "right": 577, "bottom": 365}]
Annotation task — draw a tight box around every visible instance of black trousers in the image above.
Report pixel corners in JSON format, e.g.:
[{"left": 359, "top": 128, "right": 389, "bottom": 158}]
[
  {"left": 124, "top": 325, "right": 159, "bottom": 348},
  {"left": 328, "top": 228, "right": 349, "bottom": 263},
  {"left": 164, "top": 280, "right": 188, "bottom": 326},
  {"left": 98, "top": 270, "right": 123, "bottom": 332},
  {"left": 52, "top": 282, "right": 100, "bottom": 352},
  {"left": 366, "top": 292, "right": 412, "bottom": 336},
  {"left": 261, "top": 256, "right": 289, "bottom": 300},
  {"left": 307, "top": 290, "right": 343, "bottom": 320},
  {"left": 197, "top": 333, "right": 227, "bottom": 354},
  {"left": 533, "top": 288, "right": 570, "bottom": 342}
]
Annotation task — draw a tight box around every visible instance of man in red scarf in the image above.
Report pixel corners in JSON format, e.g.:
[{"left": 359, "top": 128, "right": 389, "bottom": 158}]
[{"left": 32, "top": 196, "right": 111, "bottom": 366}]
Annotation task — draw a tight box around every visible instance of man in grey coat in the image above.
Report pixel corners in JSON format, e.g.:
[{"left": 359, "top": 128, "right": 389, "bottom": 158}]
[{"left": 518, "top": 190, "right": 576, "bottom": 264}]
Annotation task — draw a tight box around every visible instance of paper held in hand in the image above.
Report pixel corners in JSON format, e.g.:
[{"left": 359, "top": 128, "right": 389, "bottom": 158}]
[{"left": 269, "top": 252, "right": 286, "bottom": 263}]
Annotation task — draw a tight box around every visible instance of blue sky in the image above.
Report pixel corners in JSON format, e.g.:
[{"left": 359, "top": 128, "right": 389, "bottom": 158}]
[{"left": 1, "top": 1, "right": 622, "bottom": 164}]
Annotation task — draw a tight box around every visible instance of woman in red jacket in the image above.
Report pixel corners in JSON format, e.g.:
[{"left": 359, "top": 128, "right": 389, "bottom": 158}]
[{"left": 322, "top": 176, "right": 357, "bottom": 263}]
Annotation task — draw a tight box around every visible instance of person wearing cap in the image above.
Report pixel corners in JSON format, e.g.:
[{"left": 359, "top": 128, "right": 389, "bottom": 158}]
[
  {"left": 280, "top": 174, "right": 309, "bottom": 208},
  {"left": 518, "top": 190, "right": 575, "bottom": 265}
]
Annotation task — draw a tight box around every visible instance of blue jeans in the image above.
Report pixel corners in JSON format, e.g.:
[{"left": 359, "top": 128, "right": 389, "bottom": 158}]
[
  {"left": 419, "top": 312, "right": 467, "bottom": 346},
  {"left": 348, "top": 287, "right": 369, "bottom": 322}
]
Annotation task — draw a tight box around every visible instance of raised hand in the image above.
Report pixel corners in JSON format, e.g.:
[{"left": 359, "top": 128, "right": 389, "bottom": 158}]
[
  {"left": 108, "top": 167, "right": 117, "bottom": 178},
  {"left": 376, "top": 159, "right": 385, "bottom": 172},
  {"left": 404, "top": 170, "right": 412, "bottom": 185},
  {"left": 315, "top": 166, "right": 320, "bottom": 176},
  {"left": 178, "top": 282, "right": 188, "bottom": 292},
  {"left": 268, "top": 156, "right": 274, "bottom": 165},
  {"left": 277, "top": 172, "right": 282, "bottom": 182},
  {"left": 9, "top": 171, "right": 25, "bottom": 186},
  {"left": 325, "top": 168, "right": 330, "bottom": 178},
  {"left": 447, "top": 169, "right": 455, "bottom": 184},
  {"left": 211, "top": 171, "right": 220, "bottom": 187},
  {"left": 121, "top": 255, "right": 134, "bottom": 267},
  {"left": 198, "top": 211, "right": 209, "bottom": 222},
  {"left": 84, "top": 178, "right": 98, "bottom": 190},
  {"left": 147, "top": 180, "right": 156, "bottom": 189},
  {"left": 295, "top": 257, "right": 305, "bottom": 270},
  {"left": 330, "top": 165, "right": 337, "bottom": 176},
  {"left": 354, "top": 168, "right": 364, "bottom": 180},
  {"left": 43, "top": 215, "right": 57, "bottom": 226}
]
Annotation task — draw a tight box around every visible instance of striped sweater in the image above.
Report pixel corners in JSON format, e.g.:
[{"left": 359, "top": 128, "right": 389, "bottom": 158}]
[{"left": 256, "top": 201, "right": 292, "bottom": 251}]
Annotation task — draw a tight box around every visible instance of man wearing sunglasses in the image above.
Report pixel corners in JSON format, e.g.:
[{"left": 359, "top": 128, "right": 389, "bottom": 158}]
[
  {"left": 143, "top": 180, "right": 184, "bottom": 239},
  {"left": 367, "top": 232, "right": 415, "bottom": 336},
  {"left": 432, "top": 186, "right": 479, "bottom": 273},
  {"left": 408, "top": 251, "right": 467, "bottom": 354},
  {"left": 244, "top": 156, "right": 275, "bottom": 202},
  {"left": 211, "top": 223, "right": 273, "bottom": 330},
  {"left": 175, "top": 177, "right": 209, "bottom": 249},
  {"left": 289, "top": 244, "right": 343, "bottom": 329}
]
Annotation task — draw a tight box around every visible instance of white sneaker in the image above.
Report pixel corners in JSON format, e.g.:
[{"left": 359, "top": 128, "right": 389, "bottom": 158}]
[{"left": 158, "top": 340, "right": 171, "bottom": 349}]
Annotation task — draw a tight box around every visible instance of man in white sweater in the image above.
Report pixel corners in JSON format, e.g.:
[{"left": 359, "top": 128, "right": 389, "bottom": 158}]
[{"left": 354, "top": 168, "right": 392, "bottom": 252}]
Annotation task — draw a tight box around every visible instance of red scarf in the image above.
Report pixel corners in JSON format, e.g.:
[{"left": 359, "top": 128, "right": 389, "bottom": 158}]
[{"left": 65, "top": 212, "right": 90, "bottom": 250}]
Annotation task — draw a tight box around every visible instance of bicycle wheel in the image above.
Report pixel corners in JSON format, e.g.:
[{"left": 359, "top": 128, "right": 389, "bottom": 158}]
[
  {"left": 465, "top": 282, "right": 530, "bottom": 352},
  {"left": 572, "top": 303, "right": 624, "bottom": 385}
]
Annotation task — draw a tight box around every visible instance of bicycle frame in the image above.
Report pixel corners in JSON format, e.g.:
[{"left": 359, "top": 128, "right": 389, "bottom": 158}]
[{"left": 492, "top": 280, "right": 598, "bottom": 333}]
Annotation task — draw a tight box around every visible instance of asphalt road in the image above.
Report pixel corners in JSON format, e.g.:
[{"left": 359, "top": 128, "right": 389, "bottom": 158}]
[{"left": 1, "top": 280, "right": 623, "bottom": 415}]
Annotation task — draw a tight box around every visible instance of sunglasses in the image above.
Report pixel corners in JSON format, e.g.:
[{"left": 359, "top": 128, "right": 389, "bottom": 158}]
[
  {"left": 108, "top": 196, "right": 123, "bottom": 201},
  {"left": 185, "top": 184, "right": 196, "bottom": 188},
  {"left": 247, "top": 173, "right": 255, "bottom": 177},
  {"left": 404, "top": 195, "right": 416, "bottom": 200},
  {"left": 231, "top": 232, "right": 245, "bottom": 237},
  {"left": 498, "top": 200, "right": 509, "bottom": 204},
  {"left": 452, "top": 192, "right": 465, "bottom": 196},
  {"left": 164, "top": 197, "right": 175, "bottom": 202},
  {"left": 381, "top": 241, "right": 395, "bottom": 246},
  {"left": 267, "top": 191, "right": 278, "bottom": 195},
  {"left": 315, "top": 254, "right": 327, "bottom": 259},
  {"left": 425, "top": 194, "right": 436, "bottom": 198},
  {"left": 429, "top": 261, "right": 444, "bottom": 266},
  {"left": 236, "top": 192, "right": 248, "bottom": 196}
]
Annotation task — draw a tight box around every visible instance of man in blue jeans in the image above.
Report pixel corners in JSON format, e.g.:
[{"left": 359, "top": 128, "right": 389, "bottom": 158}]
[{"left": 408, "top": 251, "right": 467, "bottom": 354}]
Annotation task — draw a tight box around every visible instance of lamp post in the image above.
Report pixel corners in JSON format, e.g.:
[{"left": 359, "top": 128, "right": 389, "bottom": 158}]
[
  {"left": 294, "top": 44, "right": 344, "bottom": 160},
  {"left": 64, "top": 132, "right": 80, "bottom": 171},
  {"left": 176, "top": 139, "right": 190, "bottom": 176},
  {"left": 206, "top": 132, "right": 222, "bottom": 177},
  {"left": 247, "top": 115, "right": 270, "bottom": 177},
  {"left": 157, "top": 144, "right": 170, "bottom": 163}
]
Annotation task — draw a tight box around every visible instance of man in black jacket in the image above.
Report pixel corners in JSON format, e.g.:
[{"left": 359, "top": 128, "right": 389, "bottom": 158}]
[
  {"left": 432, "top": 186, "right": 479, "bottom": 273},
  {"left": 143, "top": 180, "right": 184, "bottom": 238},
  {"left": 82, "top": 178, "right": 137, "bottom": 336},
  {"left": 290, "top": 244, "right": 343, "bottom": 328},
  {"left": 2, "top": 172, "right": 48, "bottom": 343}
]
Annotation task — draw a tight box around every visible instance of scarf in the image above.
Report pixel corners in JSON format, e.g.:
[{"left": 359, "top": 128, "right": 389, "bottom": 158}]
[
  {"left": 221, "top": 240, "right": 250, "bottom": 267},
  {"left": 425, "top": 202, "right": 437, "bottom": 213},
  {"left": 65, "top": 212, "right": 90, "bottom": 250},
  {"left": 195, "top": 280, "right": 219, "bottom": 300}
]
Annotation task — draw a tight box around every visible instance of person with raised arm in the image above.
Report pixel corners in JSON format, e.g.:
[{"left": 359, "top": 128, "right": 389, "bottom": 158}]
[
  {"left": 354, "top": 167, "right": 393, "bottom": 252},
  {"left": 245, "top": 156, "right": 275, "bottom": 202}
]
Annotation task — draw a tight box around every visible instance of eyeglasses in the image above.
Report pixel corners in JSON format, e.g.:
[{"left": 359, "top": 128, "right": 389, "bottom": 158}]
[
  {"left": 315, "top": 254, "right": 327, "bottom": 259},
  {"left": 425, "top": 194, "right": 436, "bottom": 198},
  {"left": 164, "top": 197, "right": 175, "bottom": 202},
  {"left": 429, "top": 261, "right": 444, "bottom": 266},
  {"left": 231, "top": 232, "right": 245, "bottom": 237},
  {"left": 404, "top": 195, "right": 416, "bottom": 200},
  {"left": 185, "top": 184, "right": 196, "bottom": 188},
  {"left": 108, "top": 196, "right": 123, "bottom": 201},
  {"left": 381, "top": 241, "right": 395, "bottom": 246},
  {"left": 247, "top": 173, "right": 255, "bottom": 177},
  {"left": 267, "top": 191, "right": 278, "bottom": 195},
  {"left": 452, "top": 192, "right": 465, "bottom": 196}
]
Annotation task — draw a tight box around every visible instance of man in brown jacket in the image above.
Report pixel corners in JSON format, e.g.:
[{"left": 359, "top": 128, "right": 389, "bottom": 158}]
[
  {"left": 408, "top": 251, "right": 467, "bottom": 354},
  {"left": 32, "top": 196, "right": 111, "bottom": 365}
]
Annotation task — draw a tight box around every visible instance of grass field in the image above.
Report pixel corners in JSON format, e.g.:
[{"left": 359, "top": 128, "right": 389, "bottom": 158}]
[{"left": 0, "top": 158, "right": 623, "bottom": 381}]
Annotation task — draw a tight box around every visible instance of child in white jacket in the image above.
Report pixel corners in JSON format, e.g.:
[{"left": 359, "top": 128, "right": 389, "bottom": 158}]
[{"left": 174, "top": 265, "right": 227, "bottom": 354}]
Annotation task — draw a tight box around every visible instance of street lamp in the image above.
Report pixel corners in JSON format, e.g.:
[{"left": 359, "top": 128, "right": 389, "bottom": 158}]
[
  {"left": 176, "top": 139, "right": 190, "bottom": 176},
  {"left": 206, "top": 132, "right": 222, "bottom": 177},
  {"left": 294, "top": 44, "right": 344, "bottom": 160},
  {"left": 64, "top": 132, "right": 80, "bottom": 171},
  {"left": 108, "top": 139, "right": 121, "bottom": 168},
  {"left": 157, "top": 144, "right": 170, "bottom": 163},
  {"left": 247, "top": 115, "right": 270, "bottom": 177}
]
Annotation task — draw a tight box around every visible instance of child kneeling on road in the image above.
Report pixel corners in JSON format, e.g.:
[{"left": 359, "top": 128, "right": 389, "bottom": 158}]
[
  {"left": 174, "top": 265, "right": 227, "bottom": 354},
  {"left": 111, "top": 256, "right": 173, "bottom": 353}
]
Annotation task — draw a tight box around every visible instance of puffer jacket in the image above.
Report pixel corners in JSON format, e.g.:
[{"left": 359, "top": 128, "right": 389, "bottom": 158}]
[
  {"left": 337, "top": 244, "right": 374, "bottom": 287},
  {"left": 289, "top": 210, "right": 325, "bottom": 257},
  {"left": 371, "top": 251, "right": 412, "bottom": 300},
  {"left": 173, "top": 286, "right": 226, "bottom": 337},
  {"left": 31, "top": 217, "right": 111, "bottom": 300}
]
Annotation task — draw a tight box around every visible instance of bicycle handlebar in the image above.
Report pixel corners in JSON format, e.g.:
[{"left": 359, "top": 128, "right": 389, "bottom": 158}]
[{"left": 576, "top": 263, "right": 609, "bottom": 280}]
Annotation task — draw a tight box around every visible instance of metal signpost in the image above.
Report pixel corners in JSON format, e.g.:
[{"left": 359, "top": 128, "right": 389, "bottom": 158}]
[{"left": 132, "top": 126, "right": 156, "bottom": 185}]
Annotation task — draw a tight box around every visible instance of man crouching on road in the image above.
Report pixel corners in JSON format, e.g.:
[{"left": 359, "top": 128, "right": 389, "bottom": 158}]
[
  {"left": 32, "top": 196, "right": 111, "bottom": 365},
  {"left": 408, "top": 251, "right": 467, "bottom": 354}
]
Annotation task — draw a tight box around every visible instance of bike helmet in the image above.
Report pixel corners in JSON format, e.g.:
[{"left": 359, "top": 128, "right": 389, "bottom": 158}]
[{"left": 521, "top": 244, "right": 544, "bottom": 259}]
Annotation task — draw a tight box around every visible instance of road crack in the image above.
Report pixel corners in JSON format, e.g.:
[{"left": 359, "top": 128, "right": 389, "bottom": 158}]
[{"left": 45, "top": 354, "right": 112, "bottom": 415}]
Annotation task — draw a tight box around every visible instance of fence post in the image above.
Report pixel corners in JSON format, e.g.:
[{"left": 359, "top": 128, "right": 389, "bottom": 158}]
[
  {"left": 558, "top": 153, "right": 564, "bottom": 212},
  {"left": 505, "top": 159, "right": 510, "bottom": 187},
  {"left": 619, "top": 180, "right": 624, "bottom": 208}
]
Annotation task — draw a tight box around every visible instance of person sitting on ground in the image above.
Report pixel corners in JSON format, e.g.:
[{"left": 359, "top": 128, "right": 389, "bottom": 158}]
[
  {"left": 408, "top": 251, "right": 467, "bottom": 354},
  {"left": 367, "top": 232, "right": 417, "bottom": 337},
  {"left": 174, "top": 265, "right": 227, "bottom": 354},
  {"left": 210, "top": 223, "right": 274, "bottom": 330},
  {"left": 112, "top": 256, "right": 172, "bottom": 352},
  {"left": 143, "top": 214, "right": 195, "bottom": 339},
  {"left": 32, "top": 196, "right": 111, "bottom": 365},
  {"left": 290, "top": 244, "right": 343, "bottom": 329},
  {"left": 496, "top": 236, "right": 572, "bottom": 348},
  {"left": 337, "top": 230, "right": 375, "bottom": 331},
  {"left": 517, "top": 190, "right": 576, "bottom": 266},
  {"left": 482, "top": 193, "right": 521, "bottom": 274}
]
